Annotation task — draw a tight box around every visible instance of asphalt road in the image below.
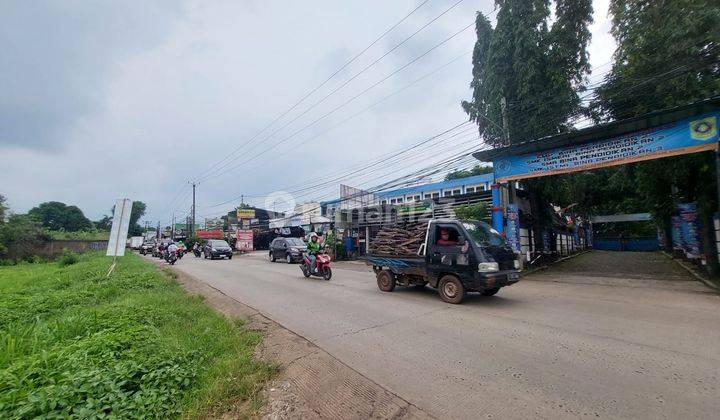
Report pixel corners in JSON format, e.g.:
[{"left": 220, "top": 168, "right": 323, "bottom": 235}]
[{"left": 167, "top": 252, "right": 720, "bottom": 419}]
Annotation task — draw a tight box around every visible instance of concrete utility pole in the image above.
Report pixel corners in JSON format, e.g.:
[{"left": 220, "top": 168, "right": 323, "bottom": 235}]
[
  {"left": 500, "top": 96, "right": 511, "bottom": 146},
  {"left": 189, "top": 182, "right": 197, "bottom": 236}
]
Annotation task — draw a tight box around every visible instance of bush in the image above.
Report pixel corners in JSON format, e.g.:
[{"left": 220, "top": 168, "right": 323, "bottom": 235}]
[
  {"left": 0, "top": 214, "right": 48, "bottom": 264},
  {"left": 57, "top": 250, "right": 78, "bottom": 267},
  {"left": 454, "top": 202, "right": 489, "bottom": 221}
]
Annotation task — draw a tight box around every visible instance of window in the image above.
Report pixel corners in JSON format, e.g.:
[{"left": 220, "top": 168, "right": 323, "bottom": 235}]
[
  {"left": 435, "top": 226, "right": 460, "bottom": 246},
  {"left": 406, "top": 194, "right": 421, "bottom": 202},
  {"left": 380, "top": 200, "right": 387, "bottom": 205},
  {"left": 389, "top": 197, "right": 404, "bottom": 204},
  {"left": 443, "top": 189, "right": 461, "bottom": 197},
  {"left": 424, "top": 191, "right": 440, "bottom": 199},
  {"left": 466, "top": 187, "right": 475, "bottom": 193}
]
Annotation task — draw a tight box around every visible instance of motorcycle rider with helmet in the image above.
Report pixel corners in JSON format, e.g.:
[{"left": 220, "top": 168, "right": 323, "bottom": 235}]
[{"left": 306, "top": 233, "right": 321, "bottom": 273}]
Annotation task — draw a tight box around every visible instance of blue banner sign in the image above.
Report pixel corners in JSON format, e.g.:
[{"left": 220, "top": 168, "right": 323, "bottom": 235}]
[
  {"left": 505, "top": 204, "right": 521, "bottom": 253},
  {"left": 494, "top": 114, "right": 718, "bottom": 182},
  {"left": 678, "top": 202, "right": 701, "bottom": 258}
]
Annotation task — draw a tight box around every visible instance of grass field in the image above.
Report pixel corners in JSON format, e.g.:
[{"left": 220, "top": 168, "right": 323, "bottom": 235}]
[{"left": 0, "top": 252, "right": 275, "bottom": 419}]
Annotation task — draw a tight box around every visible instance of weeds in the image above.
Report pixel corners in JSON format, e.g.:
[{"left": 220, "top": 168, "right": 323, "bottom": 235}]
[{"left": 0, "top": 252, "right": 275, "bottom": 418}]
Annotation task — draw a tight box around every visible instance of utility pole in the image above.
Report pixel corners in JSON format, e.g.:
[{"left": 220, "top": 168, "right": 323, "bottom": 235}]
[
  {"left": 241, "top": 194, "right": 244, "bottom": 206},
  {"left": 189, "top": 182, "right": 197, "bottom": 236},
  {"left": 500, "top": 96, "right": 511, "bottom": 146},
  {"left": 171, "top": 213, "right": 175, "bottom": 239}
]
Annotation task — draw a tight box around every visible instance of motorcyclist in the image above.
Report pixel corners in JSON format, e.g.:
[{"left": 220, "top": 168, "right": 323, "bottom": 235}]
[
  {"left": 167, "top": 242, "right": 178, "bottom": 260},
  {"left": 307, "top": 233, "right": 321, "bottom": 273}
]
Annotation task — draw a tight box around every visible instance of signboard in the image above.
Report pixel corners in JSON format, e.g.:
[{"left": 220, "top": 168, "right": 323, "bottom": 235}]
[
  {"left": 106, "top": 199, "right": 133, "bottom": 257},
  {"left": 397, "top": 201, "right": 433, "bottom": 217},
  {"left": 196, "top": 229, "right": 224, "bottom": 239},
  {"left": 236, "top": 229, "right": 253, "bottom": 251},
  {"left": 494, "top": 114, "right": 719, "bottom": 182},
  {"left": 678, "top": 203, "right": 701, "bottom": 258},
  {"left": 505, "top": 204, "right": 521, "bottom": 253},
  {"left": 237, "top": 208, "right": 255, "bottom": 219}
]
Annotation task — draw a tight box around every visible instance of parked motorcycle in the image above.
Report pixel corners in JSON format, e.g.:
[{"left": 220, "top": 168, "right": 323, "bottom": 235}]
[
  {"left": 193, "top": 246, "right": 202, "bottom": 258},
  {"left": 300, "top": 249, "right": 332, "bottom": 280}
]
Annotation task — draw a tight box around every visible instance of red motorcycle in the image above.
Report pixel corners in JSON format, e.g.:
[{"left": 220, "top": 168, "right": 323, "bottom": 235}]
[{"left": 301, "top": 249, "right": 332, "bottom": 280}]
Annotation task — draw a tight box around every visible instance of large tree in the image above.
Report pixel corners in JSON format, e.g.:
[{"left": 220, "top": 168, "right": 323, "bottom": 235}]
[
  {"left": 462, "top": 0, "right": 593, "bottom": 147},
  {"left": 28, "top": 201, "right": 93, "bottom": 232},
  {"left": 593, "top": 0, "right": 720, "bottom": 260},
  {"left": 0, "top": 194, "right": 7, "bottom": 224}
]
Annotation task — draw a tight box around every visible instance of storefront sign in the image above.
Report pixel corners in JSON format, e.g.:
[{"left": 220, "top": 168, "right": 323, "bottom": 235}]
[
  {"left": 237, "top": 208, "right": 256, "bottom": 219},
  {"left": 196, "top": 229, "right": 224, "bottom": 239},
  {"left": 671, "top": 216, "right": 683, "bottom": 250},
  {"left": 236, "top": 229, "right": 253, "bottom": 251},
  {"left": 397, "top": 201, "right": 433, "bottom": 217},
  {"left": 494, "top": 114, "right": 719, "bottom": 182}
]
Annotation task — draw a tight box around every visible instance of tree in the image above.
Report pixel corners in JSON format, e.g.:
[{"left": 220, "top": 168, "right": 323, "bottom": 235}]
[
  {"left": 0, "top": 214, "right": 48, "bottom": 263},
  {"left": 28, "top": 201, "right": 93, "bottom": 232},
  {"left": 462, "top": 0, "right": 593, "bottom": 147},
  {"left": 454, "top": 202, "right": 489, "bottom": 221},
  {"left": 593, "top": 0, "right": 720, "bottom": 260},
  {"left": 0, "top": 194, "right": 7, "bottom": 224},
  {"left": 105, "top": 201, "right": 147, "bottom": 235},
  {"left": 445, "top": 165, "right": 493, "bottom": 181},
  {"left": 128, "top": 201, "right": 147, "bottom": 236}
]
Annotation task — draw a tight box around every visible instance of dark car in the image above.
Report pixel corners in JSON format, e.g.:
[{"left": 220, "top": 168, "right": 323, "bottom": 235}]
[
  {"left": 269, "top": 237, "right": 307, "bottom": 263},
  {"left": 203, "top": 239, "right": 233, "bottom": 260},
  {"left": 140, "top": 239, "right": 156, "bottom": 255}
]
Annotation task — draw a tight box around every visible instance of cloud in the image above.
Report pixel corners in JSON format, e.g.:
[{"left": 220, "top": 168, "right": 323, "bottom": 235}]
[
  {"left": 0, "top": 1, "right": 179, "bottom": 151},
  {"left": 0, "top": 0, "right": 613, "bottom": 226}
]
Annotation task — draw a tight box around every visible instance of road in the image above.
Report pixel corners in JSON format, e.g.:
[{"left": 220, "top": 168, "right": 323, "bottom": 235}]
[{"left": 168, "top": 252, "right": 720, "bottom": 419}]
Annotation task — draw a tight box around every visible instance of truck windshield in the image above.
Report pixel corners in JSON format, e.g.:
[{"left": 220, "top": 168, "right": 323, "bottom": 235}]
[{"left": 461, "top": 221, "right": 506, "bottom": 247}]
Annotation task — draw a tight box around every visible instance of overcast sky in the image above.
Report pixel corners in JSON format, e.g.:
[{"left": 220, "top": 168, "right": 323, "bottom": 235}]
[{"left": 0, "top": 0, "right": 614, "bottom": 226}]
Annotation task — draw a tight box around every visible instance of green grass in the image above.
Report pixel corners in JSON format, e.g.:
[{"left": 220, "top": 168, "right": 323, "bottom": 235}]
[{"left": 0, "top": 252, "right": 276, "bottom": 419}]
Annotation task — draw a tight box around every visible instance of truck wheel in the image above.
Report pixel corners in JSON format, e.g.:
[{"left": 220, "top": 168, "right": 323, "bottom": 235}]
[
  {"left": 481, "top": 287, "right": 500, "bottom": 296},
  {"left": 376, "top": 270, "right": 395, "bottom": 292},
  {"left": 269, "top": 252, "right": 276, "bottom": 262},
  {"left": 438, "top": 275, "right": 465, "bottom": 304}
]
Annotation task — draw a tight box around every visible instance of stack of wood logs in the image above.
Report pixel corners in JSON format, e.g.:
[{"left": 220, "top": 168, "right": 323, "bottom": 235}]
[{"left": 369, "top": 222, "right": 426, "bottom": 256}]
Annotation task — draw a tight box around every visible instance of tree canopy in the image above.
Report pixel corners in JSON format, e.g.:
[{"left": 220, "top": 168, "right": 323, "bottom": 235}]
[
  {"left": 445, "top": 165, "right": 493, "bottom": 181},
  {"left": 462, "top": 0, "right": 593, "bottom": 147},
  {"left": 0, "top": 194, "right": 7, "bottom": 224},
  {"left": 28, "top": 202, "right": 93, "bottom": 232}
]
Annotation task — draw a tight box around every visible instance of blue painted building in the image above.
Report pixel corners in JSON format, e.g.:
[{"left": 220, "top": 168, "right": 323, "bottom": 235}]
[
  {"left": 321, "top": 174, "right": 494, "bottom": 216},
  {"left": 374, "top": 173, "right": 494, "bottom": 204}
]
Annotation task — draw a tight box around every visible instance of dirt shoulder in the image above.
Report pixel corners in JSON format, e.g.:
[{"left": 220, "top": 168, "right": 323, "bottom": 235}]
[{"left": 165, "top": 263, "right": 431, "bottom": 419}]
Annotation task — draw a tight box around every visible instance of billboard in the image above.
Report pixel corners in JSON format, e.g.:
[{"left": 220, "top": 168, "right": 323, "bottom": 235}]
[
  {"left": 237, "top": 208, "right": 255, "bottom": 219},
  {"left": 196, "top": 229, "right": 224, "bottom": 239},
  {"left": 236, "top": 229, "right": 253, "bottom": 251},
  {"left": 106, "top": 199, "right": 133, "bottom": 257},
  {"left": 494, "top": 114, "right": 719, "bottom": 182}
]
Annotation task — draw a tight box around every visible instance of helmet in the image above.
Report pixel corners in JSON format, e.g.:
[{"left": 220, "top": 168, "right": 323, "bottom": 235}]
[{"left": 310, "top": 233, "right": 318, "bottom": 239}]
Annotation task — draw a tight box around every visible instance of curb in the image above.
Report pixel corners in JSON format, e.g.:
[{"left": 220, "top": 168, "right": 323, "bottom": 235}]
[{"left": 660, "top": 251, "right": 720, "bottom": 293}]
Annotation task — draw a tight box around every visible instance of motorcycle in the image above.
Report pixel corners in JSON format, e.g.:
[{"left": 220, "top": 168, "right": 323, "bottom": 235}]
[
  {"left": 165, "top": 250, "right": 178, "bottom": 265},
  {"left": 193, "top": 246, "right": 202, "bottom": 258},
  {"left": 300, "top": 249, "right": 332, "bottom": 280}
]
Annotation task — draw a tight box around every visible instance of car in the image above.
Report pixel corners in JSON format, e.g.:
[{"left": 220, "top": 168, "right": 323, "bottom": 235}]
[
  {"left": 140, "top": 239, "right": 156, "bottom": 255},
  {"left": 203, "top": 239, "right": 233, "bottom": 260},
  {"left": 269, "top": 237, "right": 307, "bottom": 263}
]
